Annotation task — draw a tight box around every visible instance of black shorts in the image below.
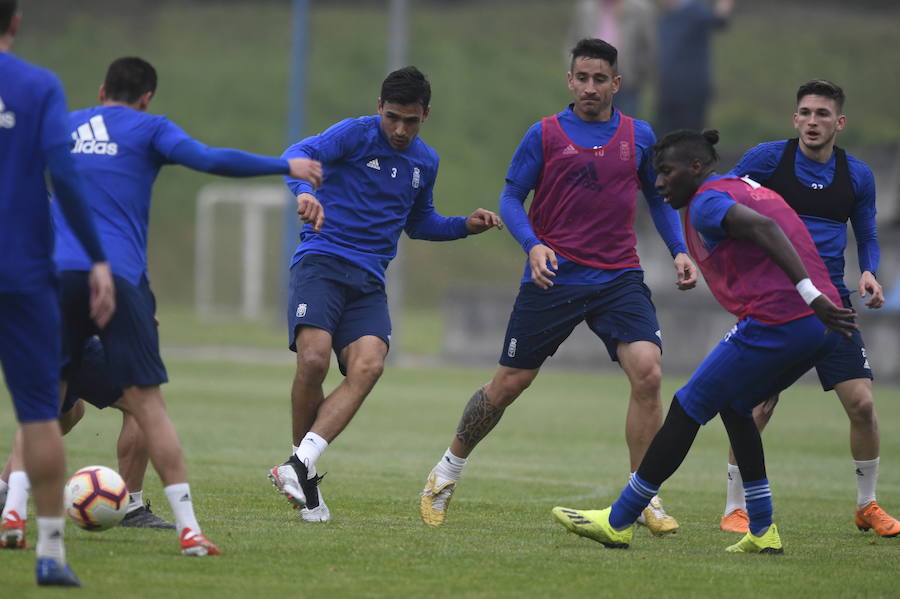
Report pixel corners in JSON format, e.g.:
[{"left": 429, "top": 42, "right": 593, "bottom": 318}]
[
  {"left": 498, "top": 271, "right": 662, "bottom": 370},
  {"left": 286, "top": 253, "right": 391, "bottom": 373},
  {"left": 814, "top": 297, "right": 873, "bottom": 391},
  {"left": 60, "top": 272, "right": 167, "bottom": 390},
  {"left": 61, "top": 336, "right": 122, "bottom": 412}
]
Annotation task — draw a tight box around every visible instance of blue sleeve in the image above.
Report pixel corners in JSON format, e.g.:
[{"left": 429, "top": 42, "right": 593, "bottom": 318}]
[
  {"left": 499, "top": 180, "right": 540, "bottom": 254},
  {"left": 504, "top": 122, "right": 544, "bottom": 190},
  {"left": 166, "top": 138, "right": 288, "bottom": 176},
  {"left": 405, "top": 156, "right": 469, "bottom": 241},
  {"left": 283, "top": 118, "right": 361, "bottom": 196},
  {"left": 39, "top": 74, "right": 74, "bottom": 152},
  {"left": 727, "top": 142, "right": 785, "bottom": 181},
  {"left": 849, "top": 160, "right": 879, "bottom": 276},
  {"left": 40, "top": 78, "right": 105, "bottom": 262},
  {"left": 635, "top": 122, "right": 687, "bottom": 256},
  {"left": 689, "top": 190, "right": 735, "bottom": 242},
  {"left": 46, "top": 145, "right": 106, "bottom": 262}
]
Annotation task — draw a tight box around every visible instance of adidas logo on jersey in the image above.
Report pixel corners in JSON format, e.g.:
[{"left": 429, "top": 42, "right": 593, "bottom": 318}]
[
  {"left": 561, "top": 144, "right": 578, "bottom": 156},
  {"left": 366, "top": 158, "right": 381, "bottom": 170},
  {"left": 564, "top": 162, "right": 603, "bottom": 192},
  {"left": 0, "top": 96, "right": 15, "bottom": 129},
  {"left": 71, "top": 115, "right": 118, "bottom": 155}
]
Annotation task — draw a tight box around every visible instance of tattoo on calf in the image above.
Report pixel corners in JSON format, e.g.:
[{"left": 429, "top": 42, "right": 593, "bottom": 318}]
[{"left": 455, "top": 387, "right": 505, "bottom": 449}]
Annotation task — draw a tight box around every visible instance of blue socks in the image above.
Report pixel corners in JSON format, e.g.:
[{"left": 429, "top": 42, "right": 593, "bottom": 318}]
[
  {"left": 610, "top": 473, "right": 659, "bottom": 530},
  {"left": 744, "top": 478, "right": 773, "bottom": 535}
]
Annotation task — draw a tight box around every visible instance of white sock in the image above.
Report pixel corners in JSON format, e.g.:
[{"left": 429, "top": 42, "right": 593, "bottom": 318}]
[
  {"left": 724, "top": 463, "right": 745, "bottom": 515},
  {"left": 164, "top": 483, "right": 200, "bottom": 535},
  {"left": 294, "top": 432, "right": 328, "bottom": 479},
  {"left": 292, "top": 444, "right": 300, "bottom": 455},
  {"left": 127, "top": 490, "right": 144, "bottom": 514},
  {"left": 36, "top": 516, "right": 66, "bottom": 562},
  {"left": 854, "top": 457, "right": 879, "bottom": 509},
  {"left": 433, "top": 449, "right": 467, "bottom": 483},
  {"left": 2, "top": 470, "right": 30, "bottom": 520}
]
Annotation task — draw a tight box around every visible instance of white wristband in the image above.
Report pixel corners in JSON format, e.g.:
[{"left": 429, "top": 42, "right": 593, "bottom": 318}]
[{"left": 795, "top": 278, "right": 821, "bottom": 305}]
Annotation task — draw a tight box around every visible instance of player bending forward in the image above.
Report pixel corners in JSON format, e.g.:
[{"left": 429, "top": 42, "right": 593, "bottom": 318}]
[{"left": 552, "top": 129, "right": 855, "bottom": 554}]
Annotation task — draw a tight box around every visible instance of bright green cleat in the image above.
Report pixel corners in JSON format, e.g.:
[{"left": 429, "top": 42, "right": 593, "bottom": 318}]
[
  {"left": 551, "top": 506, "right": 633, "bottom": 549},
  {"left": 725, "top": 523, "right": 784, "bottom": 554}
]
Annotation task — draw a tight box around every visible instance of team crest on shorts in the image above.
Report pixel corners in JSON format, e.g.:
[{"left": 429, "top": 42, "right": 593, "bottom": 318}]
[{"left": 296, "top": 303, "right": 307, "bottom": 318}]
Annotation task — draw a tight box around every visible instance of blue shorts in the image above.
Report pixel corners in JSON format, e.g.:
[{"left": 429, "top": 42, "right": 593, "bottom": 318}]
[
  {"left": 0, "top": 285, "right": 62, "bottom": 423},
  {"left": 60, "top": 272, "right": 167, "bottom": 390},
  {"left": 814, "top": 297, "right": 872, "bottom": 391},
  {"left": 287, "top": 253, "right": 391, "bottom": 372},
  {"left": 676, "top": 314, "right": 840, "bottom": 425},
  {"left": 499, "top": 271, "right": 662, "bottom": 370},
  {"left": 61, "top": 337, "right": 122, "bottom": 413}
]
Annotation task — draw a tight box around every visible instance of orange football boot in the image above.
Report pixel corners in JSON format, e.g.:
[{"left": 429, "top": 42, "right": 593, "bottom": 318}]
[
  {"left": 855, "top": 501, "right": 900, "bottom": 537},
  {"left": 720, "top": 509, "right": 750, "bottom": 534}
]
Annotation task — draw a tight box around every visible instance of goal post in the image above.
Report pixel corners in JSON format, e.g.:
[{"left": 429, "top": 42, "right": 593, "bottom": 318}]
[{"left": 195, "top": 183, "right": 286, "bottom": 320}]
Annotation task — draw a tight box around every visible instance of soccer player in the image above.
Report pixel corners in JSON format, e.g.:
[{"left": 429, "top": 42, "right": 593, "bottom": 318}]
[
  {"left": 1, "top": 337, "right": 175, "bottom": 531},
  {"left": 717, "top": 80, "right": 898, "bottom": 537},
  {"left": 268, "top": 66, "right": 502, "bottom": 522},
  {"left": 0, "top": 0, "right": 115, "bottom": 586},
  {"left": 49, "top": 56, "right": 323, "bottom": 556},
  {"left": 551, "top": 129, "right": 856, "bottom": 554},
  {"left": 419, "top": 38, "right": 697, "bottom": 534}
]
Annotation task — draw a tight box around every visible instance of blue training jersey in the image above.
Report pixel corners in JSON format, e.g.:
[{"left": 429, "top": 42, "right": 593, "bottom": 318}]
[
  {"left": 52, "top": 105, "right": 290, "bottom": 285},
  {"left": 0, "top": 53, "right": 76, "bottom": 291},
  {"left": 501, "top": 105, "right": 686, "bottom": 285},
  {"left": 283, "top": 115, "right": 469, "bottom": 282},
  {"left": 729, "top": 140, "right": 879, "bottom": 297}
]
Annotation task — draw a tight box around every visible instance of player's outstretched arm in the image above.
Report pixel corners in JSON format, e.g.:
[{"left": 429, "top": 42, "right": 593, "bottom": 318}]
[
  {"left": 465, "top": 208, "right": 503, "bottom": 234},
  {"left": 722, "top": 203, "right": 856, "bottom": 336},
  {"left": 858, "top": 271, "right": 884, "bottom": 309},
  {"left": 296, "top": 193, "right": 324, "bottom": 232}
]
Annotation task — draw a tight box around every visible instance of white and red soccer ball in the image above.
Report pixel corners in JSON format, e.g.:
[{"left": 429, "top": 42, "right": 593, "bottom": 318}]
[{"left": 64, "top": 465, "right": 129, "bottom": 531}]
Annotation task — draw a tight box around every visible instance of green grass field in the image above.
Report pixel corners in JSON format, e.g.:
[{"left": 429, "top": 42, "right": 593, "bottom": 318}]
[{"left": 2, "top": 360, "right": 898, "bottom": 597}]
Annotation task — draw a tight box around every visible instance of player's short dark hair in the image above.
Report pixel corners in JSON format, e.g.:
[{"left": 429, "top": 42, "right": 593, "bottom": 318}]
[
  {"left": 797, "top": 79, "right": 845, "bottom": 112},
  {"left": 654, "top": 129, "right": 720, "bottom": 167},
  {"left": 570, "top": 38, "right": 618, "bottom": 73},
  {"left": 0, "top": 0, "right": 17, "bottom": 34},
  {"left": 103, "top": 57, "right": 158, "bottom": 104},
  {"left": 380, "top": 66, "right": 431, "bottom": 108}
]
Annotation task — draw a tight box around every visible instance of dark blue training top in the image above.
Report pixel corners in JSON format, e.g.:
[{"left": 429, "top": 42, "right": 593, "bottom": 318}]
[
  {"left": 501, "top": 105, "right": 687, "bottom": 285},
  {"left": 283, "top": 115, "right": 469, "bottom": 283},
  {"left": 729, "top": 140, "right": 879, "bottom": 298},
  {"left": 658, "top": 0, "right": 728, "bottom": 100},
  {"left": 0, "top": 52, "right": 104, "bottom": 293},
  {"left": 52, "top": 105, "right": 290, "bottom": 285}
]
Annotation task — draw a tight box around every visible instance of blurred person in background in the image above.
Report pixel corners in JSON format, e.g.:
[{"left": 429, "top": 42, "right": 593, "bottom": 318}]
[
  {"left": 655, "top": 0, "right": 735, "bottom": 136},
  {"left": 0, "top": 0, "right": 115, "bottom": 586},
  {"left": 567, "top": 0, "right": 656, "bottom": 118}
]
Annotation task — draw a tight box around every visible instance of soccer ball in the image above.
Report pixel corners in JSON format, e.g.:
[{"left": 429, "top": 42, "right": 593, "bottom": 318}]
[{"left": 64, "top": 465, "right": 129, "bottom": 531}]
